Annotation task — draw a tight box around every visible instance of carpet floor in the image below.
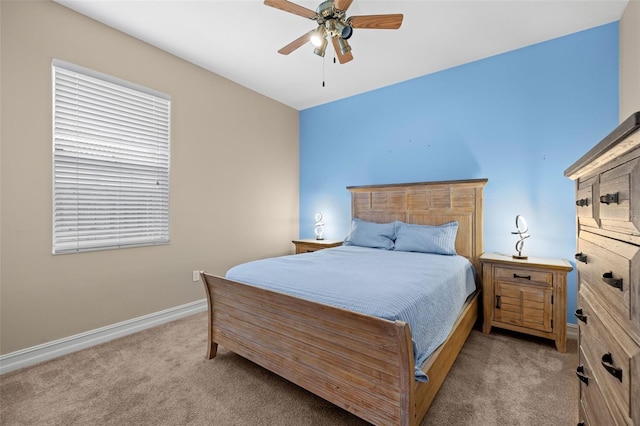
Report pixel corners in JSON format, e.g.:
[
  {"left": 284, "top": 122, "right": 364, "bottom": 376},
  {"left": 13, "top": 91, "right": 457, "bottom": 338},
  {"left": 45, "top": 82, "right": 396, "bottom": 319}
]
[{"left": 0, "top": 312, "right": 578, "bottom": 425}]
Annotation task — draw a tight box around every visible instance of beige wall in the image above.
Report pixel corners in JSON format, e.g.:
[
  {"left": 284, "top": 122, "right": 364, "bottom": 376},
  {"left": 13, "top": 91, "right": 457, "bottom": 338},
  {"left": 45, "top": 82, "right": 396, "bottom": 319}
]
[
  {"left": 0, "top": 1, "right": 299, "bottom": 354},
  {"left": 620, "top": 0, "right": 640, "bottom": 121}
]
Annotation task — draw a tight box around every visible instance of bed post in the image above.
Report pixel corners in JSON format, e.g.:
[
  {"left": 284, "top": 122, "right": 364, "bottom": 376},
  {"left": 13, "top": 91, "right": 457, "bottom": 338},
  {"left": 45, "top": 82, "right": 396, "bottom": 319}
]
[
  {"left": 200, "top": 272, "right": 218, "bottom": 359},
  {"left": 396, "top": 321, "right": 417, "bottom": 426}
]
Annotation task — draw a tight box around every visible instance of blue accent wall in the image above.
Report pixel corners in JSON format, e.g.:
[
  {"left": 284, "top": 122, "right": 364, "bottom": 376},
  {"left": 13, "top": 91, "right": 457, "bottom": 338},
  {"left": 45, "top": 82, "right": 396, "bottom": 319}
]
[{"left": 299, "top": 23, "right": 619, "bottom": 324}]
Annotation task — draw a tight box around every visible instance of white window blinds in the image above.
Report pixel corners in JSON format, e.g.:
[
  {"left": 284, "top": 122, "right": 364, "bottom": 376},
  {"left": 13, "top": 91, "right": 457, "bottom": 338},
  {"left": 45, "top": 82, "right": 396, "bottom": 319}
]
[{"left": 52, "top": 60, "right": 171, "bottom": 254}]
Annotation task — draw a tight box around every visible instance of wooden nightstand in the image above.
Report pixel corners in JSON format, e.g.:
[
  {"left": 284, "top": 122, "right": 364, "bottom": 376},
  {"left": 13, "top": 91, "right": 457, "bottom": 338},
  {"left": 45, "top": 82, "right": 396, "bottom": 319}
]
[
  {"left": 480, "top": 252, "right": 573, "bottom": 352},
  {"left": 292, "top": 239, "right": 343, "bottom": 254}
]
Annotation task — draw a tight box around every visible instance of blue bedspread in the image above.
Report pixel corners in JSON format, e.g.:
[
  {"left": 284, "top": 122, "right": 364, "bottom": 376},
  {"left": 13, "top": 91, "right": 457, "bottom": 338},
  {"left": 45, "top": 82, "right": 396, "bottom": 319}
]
[{"left": 226, "top": 245, "right": 476, "bottom": 382}]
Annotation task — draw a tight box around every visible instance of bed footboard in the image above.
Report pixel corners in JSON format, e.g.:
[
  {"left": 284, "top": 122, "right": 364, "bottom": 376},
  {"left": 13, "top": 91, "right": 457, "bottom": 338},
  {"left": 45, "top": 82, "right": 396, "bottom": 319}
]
[{"left": 201, "top": 272, "right": 418, "bottom": 426}]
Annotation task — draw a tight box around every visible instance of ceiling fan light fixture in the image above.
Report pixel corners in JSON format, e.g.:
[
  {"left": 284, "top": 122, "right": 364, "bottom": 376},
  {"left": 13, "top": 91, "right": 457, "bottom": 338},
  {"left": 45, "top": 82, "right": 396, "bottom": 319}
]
[
  {"left": 313, "top": 36, "right": 328, "bottom": 57},
  {"left": 337, "top": 37, "right": 351, "bottom": 55},
  {"left": 310, "top": 26, "right": 326, "bottom": 47},
  {"left": 335, "top": 21, "right": 353, "bottom": 40}
]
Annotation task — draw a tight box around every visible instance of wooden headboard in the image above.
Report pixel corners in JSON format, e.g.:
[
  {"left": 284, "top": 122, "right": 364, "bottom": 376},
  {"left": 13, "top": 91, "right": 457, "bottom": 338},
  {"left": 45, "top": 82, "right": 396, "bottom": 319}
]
[{"left": 347, "top": 179, "right": 487, "bottom": 271}]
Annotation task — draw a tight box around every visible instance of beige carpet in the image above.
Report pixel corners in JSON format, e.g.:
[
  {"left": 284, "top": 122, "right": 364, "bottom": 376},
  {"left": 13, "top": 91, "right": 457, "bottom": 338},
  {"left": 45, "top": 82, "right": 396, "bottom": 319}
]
[{"left": 0, "top": 312, "right": 577, "bottom": 425}]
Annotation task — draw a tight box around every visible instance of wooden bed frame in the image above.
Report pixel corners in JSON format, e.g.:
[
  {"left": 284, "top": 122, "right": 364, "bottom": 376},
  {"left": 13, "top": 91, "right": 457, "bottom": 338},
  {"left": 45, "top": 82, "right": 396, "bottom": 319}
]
[{"left": 200, "top": 179, "right": 487, "bottom": 426}]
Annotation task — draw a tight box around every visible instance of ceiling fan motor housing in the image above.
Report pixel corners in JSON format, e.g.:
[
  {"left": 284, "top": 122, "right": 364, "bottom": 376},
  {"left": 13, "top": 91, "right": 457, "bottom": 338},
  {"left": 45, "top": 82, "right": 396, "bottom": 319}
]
[{"left": 316, "top": 1, "right": 353, "bottom": 40}]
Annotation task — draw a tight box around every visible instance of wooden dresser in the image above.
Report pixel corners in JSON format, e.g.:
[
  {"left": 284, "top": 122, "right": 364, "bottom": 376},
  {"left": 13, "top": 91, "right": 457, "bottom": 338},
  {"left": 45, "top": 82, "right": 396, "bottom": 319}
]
[{"left": 565, "top": 111, "right": 640, "bottom": 426}]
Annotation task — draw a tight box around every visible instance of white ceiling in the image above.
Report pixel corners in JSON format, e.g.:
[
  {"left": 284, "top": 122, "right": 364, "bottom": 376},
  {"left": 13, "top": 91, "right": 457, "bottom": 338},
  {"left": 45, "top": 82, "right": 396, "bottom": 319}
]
[{"left": 54, "top": 0, "right": 628, "bottom": 111}]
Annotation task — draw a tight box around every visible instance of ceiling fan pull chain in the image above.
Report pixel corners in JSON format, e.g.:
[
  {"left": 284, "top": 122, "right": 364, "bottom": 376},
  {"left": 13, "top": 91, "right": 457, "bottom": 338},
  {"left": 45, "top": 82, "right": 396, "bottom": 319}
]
[{"left": 322, "top": 54, "right": 326, "bottom": 87}]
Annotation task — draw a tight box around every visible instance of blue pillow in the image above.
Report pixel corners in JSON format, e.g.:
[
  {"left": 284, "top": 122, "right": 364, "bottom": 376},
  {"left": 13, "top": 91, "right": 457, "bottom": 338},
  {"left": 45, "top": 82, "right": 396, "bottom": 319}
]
[
  {"left": 394, "top": 221, "right": 458, "bottom": 255},
  {"left": 343, "top": 218, "right": 395, "bottom": 250}
]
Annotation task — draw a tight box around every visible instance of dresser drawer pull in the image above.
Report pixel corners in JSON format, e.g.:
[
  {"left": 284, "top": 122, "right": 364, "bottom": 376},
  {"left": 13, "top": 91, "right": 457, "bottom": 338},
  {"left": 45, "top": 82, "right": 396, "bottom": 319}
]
[
  {"left": 574, "top": 308, "right": 587, "bottom": 323},
  {"left": 513, "top": 273, "right": 531, "bottom": 280},
  {"left": 602, "top": 272, "right": 623, "bottom": 291},
  {"left": 495, "top": 295, "right": 501, "bottom": 309},
  {"left": 601, "top": 353, "right": 623, "bottom": 382},
  {"left": 575, "top": 198, "right": 590, "bottom": 207},
  {"left": 575, "top": 365, "right": 589, "bottom": 385},
  {"left": 574, "top": 252, "right": 587, "bottom": 263},
  {"left": 599, "top": 192, "right": 619, "bottom": 205}
]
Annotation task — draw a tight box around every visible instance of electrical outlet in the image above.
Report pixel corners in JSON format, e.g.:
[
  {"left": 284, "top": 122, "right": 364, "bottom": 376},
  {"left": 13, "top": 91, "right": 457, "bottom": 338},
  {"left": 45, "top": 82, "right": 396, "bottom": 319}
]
[{"left": 192, "top": 270, "right": 200, "bottom": 282}]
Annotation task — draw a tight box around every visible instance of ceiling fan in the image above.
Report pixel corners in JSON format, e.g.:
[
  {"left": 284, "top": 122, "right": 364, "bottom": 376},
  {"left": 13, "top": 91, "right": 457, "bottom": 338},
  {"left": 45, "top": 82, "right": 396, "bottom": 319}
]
[{"left": 264, "top": 0, "right": 403, "bottom": 64}]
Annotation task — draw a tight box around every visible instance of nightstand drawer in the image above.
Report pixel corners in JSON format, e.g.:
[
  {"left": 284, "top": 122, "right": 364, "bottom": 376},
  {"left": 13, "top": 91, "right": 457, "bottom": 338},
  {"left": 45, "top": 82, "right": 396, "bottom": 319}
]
[{"left": 494, "top": 266, "right": 553, "bottom": 287}]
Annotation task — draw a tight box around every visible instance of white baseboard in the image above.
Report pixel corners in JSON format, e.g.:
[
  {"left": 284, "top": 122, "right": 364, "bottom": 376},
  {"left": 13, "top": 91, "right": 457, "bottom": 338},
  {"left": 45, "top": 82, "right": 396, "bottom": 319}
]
[
  {"left": 567, "top": 323, "right": 578, "bottom": 340},
  {"left": 0, "top": 299, "right": 207, "bottom": 375},
  {"left": 0, "top": 303, "right": 578, "bottom": 376}
]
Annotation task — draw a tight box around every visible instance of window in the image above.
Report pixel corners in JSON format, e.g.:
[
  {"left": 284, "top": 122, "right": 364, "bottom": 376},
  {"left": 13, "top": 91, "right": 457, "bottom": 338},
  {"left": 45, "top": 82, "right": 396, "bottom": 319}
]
[{"left": 52, "top": 60, "right": 171, "bottom": 254}]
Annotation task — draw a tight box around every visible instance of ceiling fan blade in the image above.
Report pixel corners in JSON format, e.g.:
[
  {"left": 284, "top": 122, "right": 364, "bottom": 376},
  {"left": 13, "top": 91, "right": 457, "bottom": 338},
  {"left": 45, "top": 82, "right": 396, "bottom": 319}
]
[
  {"left": 349, "top": 14, "right": 403, "bottom": 29},
  {"left": 278, "top": 30, "right": 314, "bottom": 55},
  {"left": 331, "top": 37, "right": 353, "bottom": 64},
  {"left": 264, "top": 0, "right": 317, "bottom": 19},
  {"left": 333, "top": 0, "right": 353, "bottom": 12}
]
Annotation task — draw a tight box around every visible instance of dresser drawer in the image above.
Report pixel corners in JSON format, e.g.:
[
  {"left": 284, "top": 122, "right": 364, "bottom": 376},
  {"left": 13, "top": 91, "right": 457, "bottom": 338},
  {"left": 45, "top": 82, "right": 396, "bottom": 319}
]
[
  {"left": 576, "top": 231, "right": 640, "bottom": 337},
  {"left": 578, "top": 288, "right": 640, "bottom": 423},
  {"left": 578, "top": 399, "right": 590, "bottom": 426},
  {"left": 578, "top": 346, "right": 625, "bottom": 426},
  {"left": 598, "top": 156, "right": 640, "bottom": 237},
  {"left": 576, "top": 175, "right": 599, "bottom": 229},
  {"left": 493, "top": 266, "right": 553, "bottom": 287}
]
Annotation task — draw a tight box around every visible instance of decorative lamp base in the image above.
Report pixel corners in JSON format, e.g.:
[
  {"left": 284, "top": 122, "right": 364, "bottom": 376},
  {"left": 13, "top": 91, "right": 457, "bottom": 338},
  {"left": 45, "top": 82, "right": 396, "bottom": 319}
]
[{"left": 512, "top": 254, "right": 528, "bottom": 260}]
